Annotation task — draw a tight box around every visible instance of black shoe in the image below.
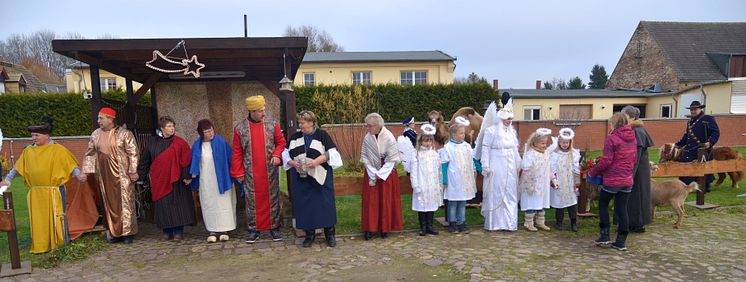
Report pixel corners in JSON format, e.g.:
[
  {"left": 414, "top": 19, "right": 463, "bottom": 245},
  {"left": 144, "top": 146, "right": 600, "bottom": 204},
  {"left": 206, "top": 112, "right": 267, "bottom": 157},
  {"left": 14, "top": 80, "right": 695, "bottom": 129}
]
[
  {"left": 302, "top": 230, "right": 315, "bottom": 248},
  {"left": 425, "top": 212, "right": 439, "bottom": 235},
  {"left": 555, "top": 222, "right": 564, "bottom": 230},
  {"left": 270, "top": 228, "right": 283, "bottom": 241},
  {"left": 363, "top": 231, "right": 372, "bottom": 241},
  {"left": 323, "top": 226, "right": 336, "bottom": 247},
  {"left": 245, "top": 231, "right": 260, "bottom": 244},
  {"left": 122, "top": 236, "right": 133, "bottom": 244},
  {"left": 458, "top": 224, "right": 470, "bottom": 234},
  {"left": 594, "top": 228, "right": 611, "bottom": 246},
  {"left": 418, "top": 213, "right": 426, "bottom": 236},
  {"left": 380, "top": 231, "right": 388, "bottom": 239},
  {"left": 570, "top": 220, "right": 578, "bottom": 233},
  {"left": 611, "top": 232, "right": 628, "bottom": 251},
  {"left": 448, "top": 223, "right": 458, "bottom": 234},
  {"left": 629, "top": 226, "right": 646, "bottom": 233}
]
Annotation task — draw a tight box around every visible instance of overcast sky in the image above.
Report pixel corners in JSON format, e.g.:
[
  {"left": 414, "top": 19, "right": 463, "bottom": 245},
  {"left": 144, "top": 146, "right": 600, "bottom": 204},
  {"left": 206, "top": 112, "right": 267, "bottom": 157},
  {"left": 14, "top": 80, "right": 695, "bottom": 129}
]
[{"left": 3, "top": 0, "right": 745, "bottom": 88}]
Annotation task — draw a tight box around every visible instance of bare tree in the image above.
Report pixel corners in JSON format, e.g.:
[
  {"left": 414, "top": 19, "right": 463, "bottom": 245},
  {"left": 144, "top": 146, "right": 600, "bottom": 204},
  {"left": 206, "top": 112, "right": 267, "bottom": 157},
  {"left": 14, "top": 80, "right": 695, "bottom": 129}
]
[
  {"left": 283, "top": 25, "right": 344, "bottom": 52},
  {"left": 0, "top": 31, "right": 90, "bottom": 79}
]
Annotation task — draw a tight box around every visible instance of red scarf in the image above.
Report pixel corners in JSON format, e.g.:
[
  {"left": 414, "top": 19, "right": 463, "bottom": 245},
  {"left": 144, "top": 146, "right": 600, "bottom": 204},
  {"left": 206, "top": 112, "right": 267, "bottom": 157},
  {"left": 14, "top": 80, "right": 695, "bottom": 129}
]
[{"left": 150, "top": 136, "right": 191, "bottom": 202}]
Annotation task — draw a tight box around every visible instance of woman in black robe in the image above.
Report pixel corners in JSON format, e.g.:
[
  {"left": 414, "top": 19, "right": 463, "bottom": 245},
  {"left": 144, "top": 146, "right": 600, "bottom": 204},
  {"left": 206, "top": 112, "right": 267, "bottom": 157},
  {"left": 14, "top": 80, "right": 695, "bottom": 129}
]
[
  {"left": 138, "top": 116, "right": 196, "bottom": 240},
  {"left": 622, "top": 106, "right": 655, "bottom": 233}
]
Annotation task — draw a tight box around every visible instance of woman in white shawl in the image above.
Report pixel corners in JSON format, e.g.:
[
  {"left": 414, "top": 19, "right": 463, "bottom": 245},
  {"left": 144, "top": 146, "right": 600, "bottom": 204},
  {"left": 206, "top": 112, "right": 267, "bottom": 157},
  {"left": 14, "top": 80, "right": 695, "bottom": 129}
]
[
  {"left": 474, "top": 100, "right": 522, "bottom": 231},
  {"left": 360, "top": 113, "right": 403, "bottom": 240}
]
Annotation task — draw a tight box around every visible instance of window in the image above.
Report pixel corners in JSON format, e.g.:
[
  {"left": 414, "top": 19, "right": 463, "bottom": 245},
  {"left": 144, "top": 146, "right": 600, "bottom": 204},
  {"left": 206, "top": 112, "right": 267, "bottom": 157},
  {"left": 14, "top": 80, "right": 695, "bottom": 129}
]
[
  {"left": 303, "top": 72, "right": 315, "bottom": 86},
  {"left": 523, "top": 106, "right": 541, "bottom": 121},
  {"left": 100, "top": 78, "right": 117, "bottom": 91},
  {"left": 352, "top": 71, "right": 371, "bottom": 85},
  {"left": 660, "top": 104, "right": 672, "bottom": 118},
  {"left": 400, "top": 71, "right": 428, "bottom": 85}
]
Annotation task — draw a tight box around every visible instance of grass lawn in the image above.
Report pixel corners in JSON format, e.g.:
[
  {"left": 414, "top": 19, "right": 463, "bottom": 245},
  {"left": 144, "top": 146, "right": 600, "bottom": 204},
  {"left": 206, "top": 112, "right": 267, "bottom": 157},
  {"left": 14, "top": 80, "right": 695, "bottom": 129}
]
[{"left": 0, "top": 177, "right": 108, "bottom": 268}]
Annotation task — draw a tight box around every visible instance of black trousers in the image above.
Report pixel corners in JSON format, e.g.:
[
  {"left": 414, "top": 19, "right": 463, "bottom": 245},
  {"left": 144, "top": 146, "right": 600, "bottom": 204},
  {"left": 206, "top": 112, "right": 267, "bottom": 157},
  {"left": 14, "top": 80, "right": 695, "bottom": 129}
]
[
  {"left": 599, "top": 189, "right": 630, "bottom": 233},
  {"left": 555, "top": 205, "right": 577, "bottom": 223}
]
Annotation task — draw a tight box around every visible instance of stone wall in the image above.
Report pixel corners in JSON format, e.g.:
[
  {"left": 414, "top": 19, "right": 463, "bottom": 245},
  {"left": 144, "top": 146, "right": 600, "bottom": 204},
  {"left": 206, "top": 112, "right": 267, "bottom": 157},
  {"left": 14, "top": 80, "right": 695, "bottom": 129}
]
[{"left": 607, "top": 24, "right": 682, "bottom": 91}]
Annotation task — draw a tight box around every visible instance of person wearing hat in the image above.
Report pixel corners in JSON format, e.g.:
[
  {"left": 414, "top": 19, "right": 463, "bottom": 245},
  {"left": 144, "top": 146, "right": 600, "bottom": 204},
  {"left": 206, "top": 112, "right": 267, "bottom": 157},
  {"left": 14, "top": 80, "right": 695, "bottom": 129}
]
[
  {"left": 82, "top": 107, "right": 140, "bottom": 244},
  {"left": 397, "top": 116, "right": 417, "bottom": 174},
  {"left": 1, "top": 117, "right": 86, "bottom": 253},
  {"left": 474, "top": 101, "right": 521, "bottom": 232},
  {"left": 401, "top": 116, "right": 417, "bottom": 148},
  {"left": 675, "top": 101, "right": 720, "bottom": 192},
  {"left": 230, "top": 95, "right": 287, "bottom": 243}
]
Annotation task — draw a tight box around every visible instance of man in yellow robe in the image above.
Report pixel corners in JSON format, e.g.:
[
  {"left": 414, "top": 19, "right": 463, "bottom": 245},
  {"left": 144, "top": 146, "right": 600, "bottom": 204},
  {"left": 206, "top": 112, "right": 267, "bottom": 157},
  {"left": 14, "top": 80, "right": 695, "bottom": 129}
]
[{"left": 1, "top": 119, "right": 85, "bottom": 253}]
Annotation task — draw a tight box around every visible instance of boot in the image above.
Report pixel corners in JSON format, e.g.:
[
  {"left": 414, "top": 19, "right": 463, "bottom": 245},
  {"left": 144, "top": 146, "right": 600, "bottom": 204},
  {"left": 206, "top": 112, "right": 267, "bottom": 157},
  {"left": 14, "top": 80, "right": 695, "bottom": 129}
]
[
  {"left": 611, "top": 232, "right": 628, "bottom": 251},
  {"left": 554, "top": 208, "right": 564, "bottom": 230},
  {"left": 363, "top": 231, "right": 372, "bottom": 241},
  {"left": 418, "top": 212, "right": 427, "bottom": 236},
  {"left": 595, "top": 227, "right": 611, "bottom": 246},
  {"left": 535, "top": 211, "right": 551, "bottom": 231},
  {"left": 323, "top": 226, "right": 336, "bottom": 247},
  {"left": 568, "top": 205, "right": 578, "bottom": 232},
  {"left": 448, "top": 222, "right": 458, "bottom": 233},
  {"left": 524, "top": 213, "right": 538, "bottom": 232},
  {"left": 458, "top": 224, "right": 470, "bottom": 234},
  {"left": 302, "top": 229, "right": 315, "bottom": 248},
  {"left": 425, "top": 212, "right": 439, "bottom": 235}
]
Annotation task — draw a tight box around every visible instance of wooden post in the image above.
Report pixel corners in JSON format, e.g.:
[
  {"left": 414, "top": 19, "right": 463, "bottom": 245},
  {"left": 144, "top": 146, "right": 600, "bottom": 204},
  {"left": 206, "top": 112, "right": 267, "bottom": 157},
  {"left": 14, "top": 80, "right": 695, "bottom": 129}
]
[
  {"left": 578, "top": 151, "right": 588, "bottom": 213},
  {"left": 3, "top": 192, "right": 20, "bottom": 269},
  {"left": 89, "top": 65, "right": 102, "bottom": 130},
  {"left": 1, "top": 191, "right": 32, "bottom": 277},
  {"left": 696, "top": 148, "right": 707, "bottom": 206}
]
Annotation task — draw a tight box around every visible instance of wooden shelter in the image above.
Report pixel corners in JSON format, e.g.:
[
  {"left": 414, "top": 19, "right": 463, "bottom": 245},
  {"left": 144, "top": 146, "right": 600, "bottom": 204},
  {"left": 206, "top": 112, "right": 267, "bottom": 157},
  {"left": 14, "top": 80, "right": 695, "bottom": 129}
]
[{"left": 52, "top": 37, "right": 307, "bottom": 143}]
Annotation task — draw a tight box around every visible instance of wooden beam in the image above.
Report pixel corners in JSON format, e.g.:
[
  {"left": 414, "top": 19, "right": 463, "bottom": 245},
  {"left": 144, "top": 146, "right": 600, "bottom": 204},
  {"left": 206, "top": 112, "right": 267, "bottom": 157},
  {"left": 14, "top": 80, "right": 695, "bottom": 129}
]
[
  {"left": 74, "top": 52, "right": 146, "bottom": 82},
  {"left": 89, "top": 65, "right": 102, "bottom": 130},
  {"left": 259, "top": 80, "right": 280, "bottom": 98},
  {"left": 53, "top": 37, "right": 308, "bottom": 52},
  {"left": 133, "top": 73, "right": 163, "bottom": 102}
]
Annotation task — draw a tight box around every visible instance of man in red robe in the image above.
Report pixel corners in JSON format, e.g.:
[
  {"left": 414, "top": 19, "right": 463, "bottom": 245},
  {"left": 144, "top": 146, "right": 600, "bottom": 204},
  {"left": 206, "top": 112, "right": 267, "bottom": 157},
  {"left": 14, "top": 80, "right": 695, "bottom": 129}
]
[{"left": 231, "top": 95, "right": 286, "bottom": 243}]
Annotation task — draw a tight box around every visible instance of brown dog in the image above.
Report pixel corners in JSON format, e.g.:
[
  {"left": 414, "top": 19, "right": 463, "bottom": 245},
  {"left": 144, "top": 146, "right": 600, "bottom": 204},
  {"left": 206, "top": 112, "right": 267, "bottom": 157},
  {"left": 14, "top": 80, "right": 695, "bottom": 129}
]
[
  {"left": 712, "top": 147, "right": 744, "bottom": 188},
  {"left": 651, "top": 179, "right": 700, "bottom": 229}
]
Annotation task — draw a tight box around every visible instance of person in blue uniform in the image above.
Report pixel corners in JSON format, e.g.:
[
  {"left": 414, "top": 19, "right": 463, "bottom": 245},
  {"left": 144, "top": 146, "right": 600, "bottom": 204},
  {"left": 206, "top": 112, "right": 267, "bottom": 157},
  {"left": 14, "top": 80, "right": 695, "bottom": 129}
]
[
  {"left": 675, "top": 101, "right": 720, "bottom": 192},
  {"left": 402, "top": 116, "right": 417, "bottom": 148}
]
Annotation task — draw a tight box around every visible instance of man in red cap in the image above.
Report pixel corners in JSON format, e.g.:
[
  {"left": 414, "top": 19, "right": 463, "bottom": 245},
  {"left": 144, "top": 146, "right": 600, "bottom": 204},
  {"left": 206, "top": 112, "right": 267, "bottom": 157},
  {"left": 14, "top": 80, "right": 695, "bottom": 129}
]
[{"left": 82, "top": 107, "right": 140, "bottom": 243}]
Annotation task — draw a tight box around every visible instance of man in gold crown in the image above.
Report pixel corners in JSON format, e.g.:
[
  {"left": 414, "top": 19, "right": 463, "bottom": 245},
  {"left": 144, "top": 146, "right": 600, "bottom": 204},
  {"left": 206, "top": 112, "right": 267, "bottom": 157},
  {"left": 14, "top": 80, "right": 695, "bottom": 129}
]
[{"left": 231, "top": 95, "right": 287, "bottom": 243}]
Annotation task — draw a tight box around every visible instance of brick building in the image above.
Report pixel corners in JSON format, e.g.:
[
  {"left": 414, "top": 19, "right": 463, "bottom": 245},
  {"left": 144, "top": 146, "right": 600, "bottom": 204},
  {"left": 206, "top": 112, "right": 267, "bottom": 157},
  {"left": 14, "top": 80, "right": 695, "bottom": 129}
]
[{"left": 607, "top": 21, "right": 746, "bottom": 91}]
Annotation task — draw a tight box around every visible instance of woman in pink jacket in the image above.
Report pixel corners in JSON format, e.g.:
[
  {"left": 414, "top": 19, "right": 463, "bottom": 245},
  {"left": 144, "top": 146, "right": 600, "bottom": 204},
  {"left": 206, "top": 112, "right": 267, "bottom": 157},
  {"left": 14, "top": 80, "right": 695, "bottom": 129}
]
[{"left": 589, "top": 112, "right": 637, "bottom": 251}]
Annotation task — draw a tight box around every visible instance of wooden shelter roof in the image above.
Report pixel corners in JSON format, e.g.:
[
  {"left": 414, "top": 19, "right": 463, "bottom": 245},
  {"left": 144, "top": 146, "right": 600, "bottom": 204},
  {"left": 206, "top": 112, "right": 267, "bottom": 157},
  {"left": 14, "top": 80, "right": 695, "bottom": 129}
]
[{"left": 52, "top": 37, "right": 308, "bottom": 83}]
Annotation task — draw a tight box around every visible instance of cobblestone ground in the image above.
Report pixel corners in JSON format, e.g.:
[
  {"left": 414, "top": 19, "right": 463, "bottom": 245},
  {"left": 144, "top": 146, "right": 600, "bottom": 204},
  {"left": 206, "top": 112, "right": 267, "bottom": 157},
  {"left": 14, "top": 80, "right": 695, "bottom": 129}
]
[{"left": 8, "top": 208, "right": 746, "bottom": 281}]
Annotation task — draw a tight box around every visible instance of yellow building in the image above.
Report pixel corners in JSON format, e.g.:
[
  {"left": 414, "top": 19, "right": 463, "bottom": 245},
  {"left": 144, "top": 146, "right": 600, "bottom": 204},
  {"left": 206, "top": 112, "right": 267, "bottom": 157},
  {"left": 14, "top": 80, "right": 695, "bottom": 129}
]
[
  {"left": 65, "top": 63, "right": 143, "bottom": 93},
  {"left": 505, "top": 80, "right": 744, "bottom": 120},
  {"left": 294, "top": 51, "right": 456, "bottom": 86}
]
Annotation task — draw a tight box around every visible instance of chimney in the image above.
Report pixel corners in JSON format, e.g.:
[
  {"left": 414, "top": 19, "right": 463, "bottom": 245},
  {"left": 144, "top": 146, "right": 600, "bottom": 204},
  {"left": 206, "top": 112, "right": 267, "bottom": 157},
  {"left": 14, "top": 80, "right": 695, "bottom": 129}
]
[
  {"left": 536, "top": 80, "right": 542, "bottom": 90},
  {"left": 493, "top": 79, "right": 499, "bottom": 90}
]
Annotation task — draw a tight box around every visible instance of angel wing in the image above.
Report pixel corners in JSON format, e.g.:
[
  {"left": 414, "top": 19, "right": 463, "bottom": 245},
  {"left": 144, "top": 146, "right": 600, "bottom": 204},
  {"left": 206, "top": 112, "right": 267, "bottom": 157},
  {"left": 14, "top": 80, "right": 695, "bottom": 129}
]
[
  {"left": 397, "top": 135, "right": 416, "bottom": 173},
  {"left": 473, "top": 101, "right": 497, "bottom": 160}
]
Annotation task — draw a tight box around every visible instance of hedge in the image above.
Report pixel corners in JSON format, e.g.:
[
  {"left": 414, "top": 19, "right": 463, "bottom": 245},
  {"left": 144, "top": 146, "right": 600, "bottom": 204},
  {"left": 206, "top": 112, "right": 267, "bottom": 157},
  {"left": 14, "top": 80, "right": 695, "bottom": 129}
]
[
  {"left": 295, "top": 83, "right": 498, "bottom": 125},
  {"left": 0, "top": 89, "right": 151, "bottom": 137}
]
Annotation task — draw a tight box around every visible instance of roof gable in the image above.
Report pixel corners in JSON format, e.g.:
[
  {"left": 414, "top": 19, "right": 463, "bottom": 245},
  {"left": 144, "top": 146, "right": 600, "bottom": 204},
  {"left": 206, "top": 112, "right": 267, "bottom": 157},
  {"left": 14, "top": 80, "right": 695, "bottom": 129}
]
[{"left": 641, "top": 21, "right": 746, "bottom": 81}]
